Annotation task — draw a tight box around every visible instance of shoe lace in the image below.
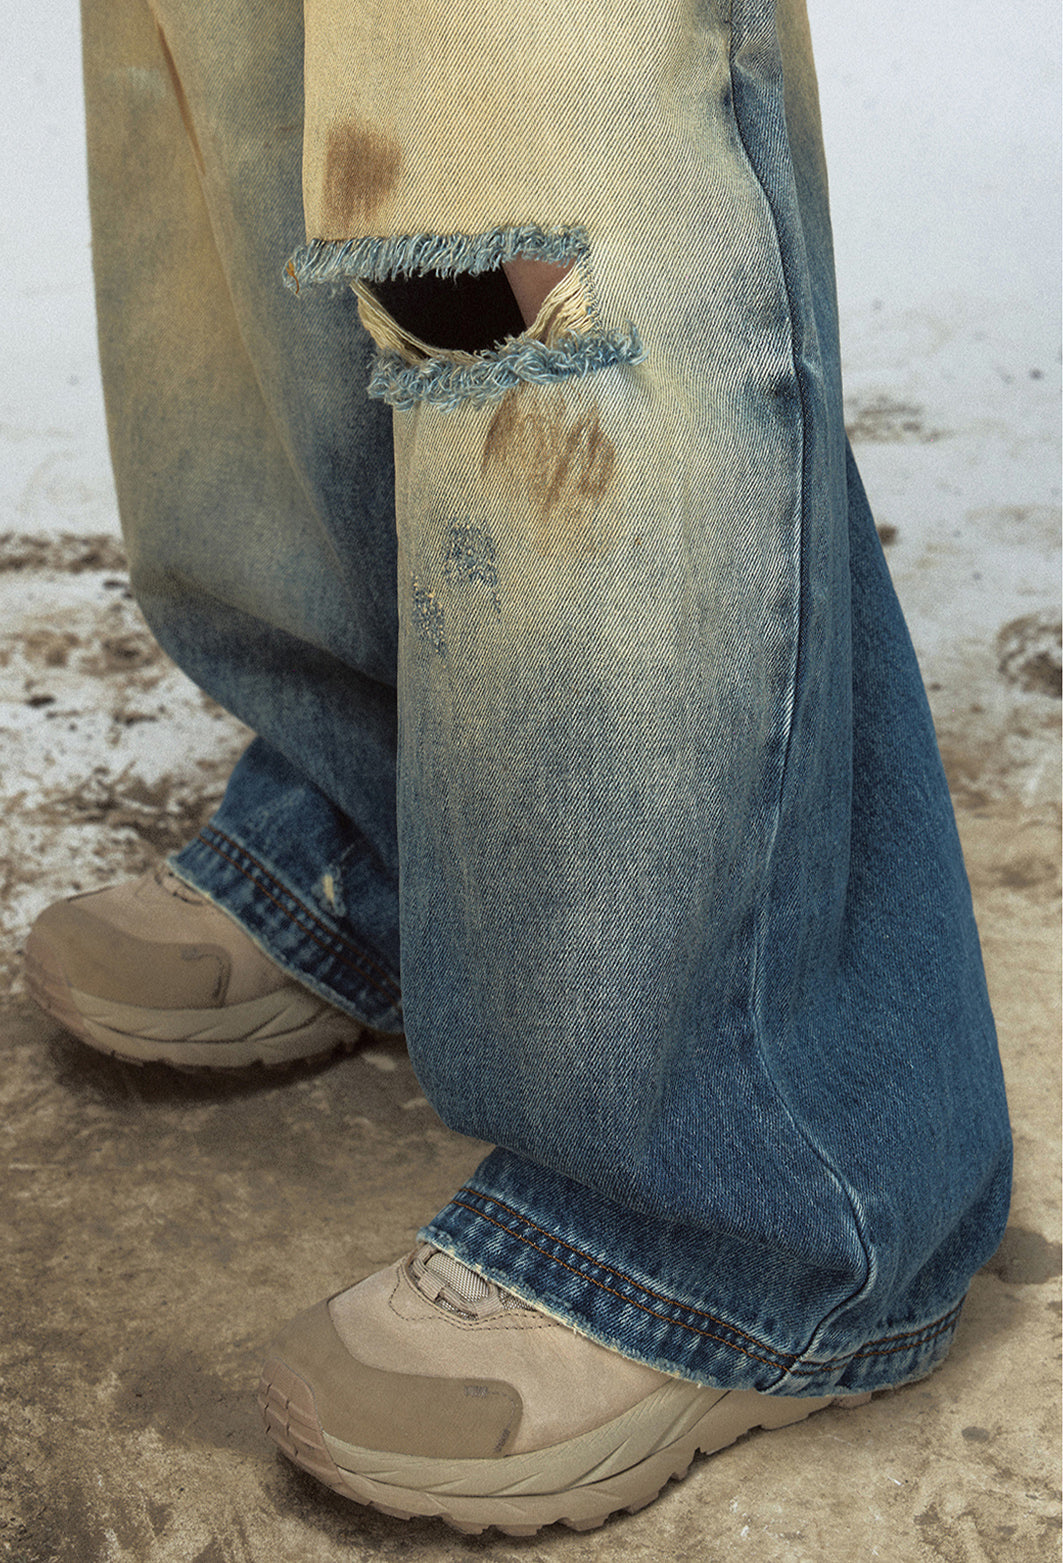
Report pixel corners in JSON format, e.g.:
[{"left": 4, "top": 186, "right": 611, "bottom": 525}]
[
  {"left": 410, "top": 1244, "right": 536, "bottom": 1321},
  {"left": 154, "top": 864, "right": 207, "bottom": 905}
]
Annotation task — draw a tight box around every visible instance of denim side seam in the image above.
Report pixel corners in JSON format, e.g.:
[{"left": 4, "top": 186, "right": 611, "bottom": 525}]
[
  {"left": 172, "top": 823, "right": 403, "bottom": 1027},
  {"left": 422, "top": 1187, "right": 968, "bottom": 1394},
  {"left": 726, "top": 2, "right": 877, "bottom": 1326}
]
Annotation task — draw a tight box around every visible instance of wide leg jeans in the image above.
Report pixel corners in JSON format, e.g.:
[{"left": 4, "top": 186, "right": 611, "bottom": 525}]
[{"left": 81, "top": 0, "right": 1012, "bottom": 1394}]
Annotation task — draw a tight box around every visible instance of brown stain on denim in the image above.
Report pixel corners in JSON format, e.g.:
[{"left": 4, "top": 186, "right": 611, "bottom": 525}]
[
  {"left": 321, "top": 122, "right": 403, "bottom": 233},
  {"left": 482, "top": 391, "right": 617, "bottom": 556}
]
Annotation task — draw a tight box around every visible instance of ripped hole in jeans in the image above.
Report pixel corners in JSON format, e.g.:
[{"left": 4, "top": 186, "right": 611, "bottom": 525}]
[
  {"left": 371, "top": 270, "right": 525, "bottom": 355},
  {"left": 358, "top": 262, "right": 592, "bottom": 364},
  {"left": 285, "top": 227, "right": 645, "bottom": 407}
]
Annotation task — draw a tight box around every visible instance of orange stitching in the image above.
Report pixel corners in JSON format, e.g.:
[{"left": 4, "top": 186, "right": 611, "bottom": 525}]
[
  {"left": 201, "top": 828, "right": 399, "bottom": 997},
  {"left": 445, "top": 1198, "right": 791, "bottom": 1370},
  {"left": 448, "top": 1188, "right": 965, "bottom": 1372},
  {"left": 460, "top": 1187, "right": 964, "bottom": 1356},
  {"left": 204, "top": 824, "right": 399, "bottom": 989},
  {"left": 834, "top": 1304, "right": 964, "bottom": 1362},
  {"left": 856, "top": 1300, "right": 965, "bottom": 1353},
  {"left": 786, "top": 1309, "right": 964, "bottom": 1373},
  {"left": 197, "top": 827, "right": 401, "bottom": 1002},
  {"left": 451, "top": 1188, "right": 797, "bottom": 1354},
  {"left": 788, "top": 1299, "right": 966, "bottom": 1366}
]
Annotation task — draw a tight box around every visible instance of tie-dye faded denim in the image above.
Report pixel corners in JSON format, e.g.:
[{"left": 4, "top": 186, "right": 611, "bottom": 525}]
[{"left": 82, "top": 0, "right": 1011, "bottom": 1396}]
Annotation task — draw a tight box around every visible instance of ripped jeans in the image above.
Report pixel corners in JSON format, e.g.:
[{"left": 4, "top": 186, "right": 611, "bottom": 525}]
[{"left": 82, "top": 0, "right": 1011, "bottom": 1394}]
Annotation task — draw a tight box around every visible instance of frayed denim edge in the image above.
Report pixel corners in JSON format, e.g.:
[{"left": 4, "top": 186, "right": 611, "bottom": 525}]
[
  {"left": 367, "top": 327, "right": 646, "bottom": 411},
  {"left": 285, "top": 225, "right": 590, "bottom": 291}
]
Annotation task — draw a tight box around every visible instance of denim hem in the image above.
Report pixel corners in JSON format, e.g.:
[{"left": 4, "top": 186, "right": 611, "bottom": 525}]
[
  {"left": 170, "top": 823, "right": 404, "bottom": 1034},
  {"left": 421, "top": 1176, "right": 967, "bottom": 1398}
]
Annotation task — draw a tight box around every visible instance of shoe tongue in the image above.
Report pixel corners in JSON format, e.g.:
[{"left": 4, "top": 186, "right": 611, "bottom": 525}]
[
  {"left": 421, "top": 1248, "right": 493, "bottom": 1306},
  {"left": 413, "top": 1246, "right": 538, "bottom": 1318}
]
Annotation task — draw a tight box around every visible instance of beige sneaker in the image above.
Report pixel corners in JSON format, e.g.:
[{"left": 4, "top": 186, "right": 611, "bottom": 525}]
[
  {"left": 258, "top": 1246, "right": 869, "bottom": 1536},
  {"left": 24, "top": 865, "right": 363, "bottom": 1068}
]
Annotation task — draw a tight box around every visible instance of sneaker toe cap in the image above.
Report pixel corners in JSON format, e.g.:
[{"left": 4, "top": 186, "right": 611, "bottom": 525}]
[
  {"left": 261, "top": 1300, "right": 523, "bottom": 1459},
  {"left": 27, "top": 899, "right": 232, "bottom": 1007}
]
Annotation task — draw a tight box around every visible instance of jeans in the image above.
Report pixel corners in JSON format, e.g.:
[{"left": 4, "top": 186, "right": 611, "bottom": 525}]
[{"left": 83, "top": 0, "right": 1011, "bottom": 1395}]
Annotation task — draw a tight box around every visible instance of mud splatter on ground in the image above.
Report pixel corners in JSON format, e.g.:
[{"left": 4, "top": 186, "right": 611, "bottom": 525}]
[
  {"left": 3, "top": 10, "right": 1058, "bottom": 1561},
  {"left": 996, "top": 613, "right": 1062, "bottom": 699},
  {"left": 0, "top": 477, "right": 1058, "bottom": 1563},
  {"left": 845, "top": 394, "right": 945, "bottom": 444},
  {"left": 0, "top": 534, "right": 250, "bottom": 994},
  {"left": 0, "top": 530, "right": 127, "bottom": 575}
]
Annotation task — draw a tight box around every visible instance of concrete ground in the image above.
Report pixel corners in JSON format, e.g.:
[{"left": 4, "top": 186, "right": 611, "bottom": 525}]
[
  {"left": 0, "top": 778, "right": 1059, "bottom": 1563},
  {"left": 2, "top": 4, "right": 1060, "bottom": 1561}
]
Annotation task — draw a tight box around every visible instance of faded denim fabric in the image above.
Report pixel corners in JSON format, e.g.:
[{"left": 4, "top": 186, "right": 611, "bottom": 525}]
[{"left": 83, "top": 0, "right": 1011, "bottom": 1395}]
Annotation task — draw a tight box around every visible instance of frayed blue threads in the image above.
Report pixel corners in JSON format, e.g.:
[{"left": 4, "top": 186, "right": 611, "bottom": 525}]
[
  {"left": 412, "top": 579, "right": 446, "bottom": 654},
  {"left": 444, "top": 524, "right": 500, "bottom": 612},
  {"left": 368, "top": 326, "right": 645, "bottom": 411},
  {"left": 285, "top": 225, "right": 644, "bottom": 408},
  {"left": 285, "top": 226, "right": 589, "bottom": 291}
]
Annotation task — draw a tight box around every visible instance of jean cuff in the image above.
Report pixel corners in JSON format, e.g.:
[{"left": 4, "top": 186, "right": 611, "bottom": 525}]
[
  {"left": 171, "top": 822, "right": 403, "bottom": 1034},
  {"left": 421, "top": 1148, "right": 967, "bottom": 1397}
]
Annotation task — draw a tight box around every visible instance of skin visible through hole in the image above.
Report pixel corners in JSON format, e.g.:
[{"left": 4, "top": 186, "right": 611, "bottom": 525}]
[
  {"left": 502, "top": 259, "right": 575, "bottom": 327},
  {"left": 367, "top": 259, "right": 577, "bottom": 356}
]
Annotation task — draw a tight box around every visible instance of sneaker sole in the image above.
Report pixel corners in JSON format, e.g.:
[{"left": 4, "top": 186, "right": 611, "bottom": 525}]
[
  {"left": 24, "top": 929, "right": 364, "bottom": 1069},
  {"left": 257, "top": 1355, "right": 871, "bottom": 1536}
]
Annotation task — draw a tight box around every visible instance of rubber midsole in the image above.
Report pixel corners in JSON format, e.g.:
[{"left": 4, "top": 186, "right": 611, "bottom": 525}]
[
  {"left": 28, "top": 953, "right": 357, "bottom": 1063},
  {"left": 323, "top": 1382, "right": 835, "bottom": 1499},
  {"left": 66, "top": 984, "right": 327, "bottom": 1042}
]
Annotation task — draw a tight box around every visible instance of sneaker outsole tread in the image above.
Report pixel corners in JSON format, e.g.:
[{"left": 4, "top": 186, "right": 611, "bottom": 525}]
[
  {"left": 25, "top": 932, "right": 364, "bottom": 1070},
  {"left": 256, "top": 1355, "right": 872, "bottom": 1536}
]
